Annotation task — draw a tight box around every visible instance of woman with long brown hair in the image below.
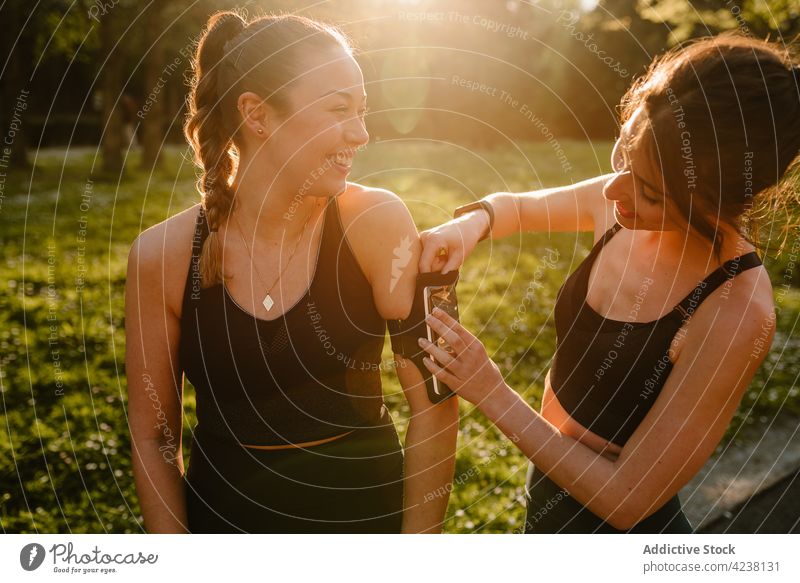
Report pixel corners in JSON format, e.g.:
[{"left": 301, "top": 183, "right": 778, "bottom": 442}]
[
  {"left": 418, "top": 33, "right": 798, "bottom": 533},
  {"left": 125, "top": 10, "right": 458, "bottom": 533}
]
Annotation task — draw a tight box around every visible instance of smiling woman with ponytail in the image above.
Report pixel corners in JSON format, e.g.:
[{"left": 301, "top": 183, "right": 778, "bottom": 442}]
[{"left": 125, "top": 10, "right": 458, "bottom": 533}]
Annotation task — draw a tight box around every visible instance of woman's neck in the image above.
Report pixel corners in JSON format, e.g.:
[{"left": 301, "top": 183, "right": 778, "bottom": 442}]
[
  {"left": 229, "top": 165, "right": 320, "bottom": 245},
  {"left": 639, "top": 222, "right": 747, "bottom": 270}
]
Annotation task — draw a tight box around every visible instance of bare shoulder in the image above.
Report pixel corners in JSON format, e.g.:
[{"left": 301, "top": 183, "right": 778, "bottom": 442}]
[
  {"left": 127, "top": 203, "right": 202, "bottom": 318},
  {"left": 719, "top": 261, "right": 775, "bottom": 332},
  {"left": 336, "top": 182, "right": 409, "bottom": 221},
  {"left": 335, "top": 182, "right": 418, "bottom": 252},
  {"left": 335, "top": 183, "right": 420, "bottom": 319},
  {"left": 711, "top": 239, "right": 774, "bottom": 325},
  {"left": 688, "top": 258, "right": 775, "bottom": 360}
]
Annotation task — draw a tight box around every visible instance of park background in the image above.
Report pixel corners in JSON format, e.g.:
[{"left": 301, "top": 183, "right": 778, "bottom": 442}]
[{"left": 1, "top": 0, "right": 798, "bottom": 533}]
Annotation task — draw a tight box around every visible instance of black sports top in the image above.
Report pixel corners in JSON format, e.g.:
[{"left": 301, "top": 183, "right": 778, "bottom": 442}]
[
  {"left": 178, "top": 196, "right": 391, "bottom": 446},
  {"left": 550, "top": 223, "right": 762, "bottom": 448}
]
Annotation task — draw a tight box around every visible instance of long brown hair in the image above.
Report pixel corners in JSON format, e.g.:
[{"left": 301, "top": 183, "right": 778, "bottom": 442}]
[
  {"left": 620, "top": 32, "right": 800, "bottom": 257},
  {"left": 183, "top": 10, "right": 351, "bottom": 287}
]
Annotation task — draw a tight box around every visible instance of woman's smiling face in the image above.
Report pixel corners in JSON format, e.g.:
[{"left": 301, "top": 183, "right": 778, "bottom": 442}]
[
  {"left": 602, "top": 106, "right": 686, "bottom": 232},
  {"left": 256, "top": 46, "right": 370, "bottom": 198}
]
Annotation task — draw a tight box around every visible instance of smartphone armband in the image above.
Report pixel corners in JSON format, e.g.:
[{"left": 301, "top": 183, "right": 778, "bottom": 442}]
[{"left": 387, "top": 270, "right": 460, "bottom": 403}]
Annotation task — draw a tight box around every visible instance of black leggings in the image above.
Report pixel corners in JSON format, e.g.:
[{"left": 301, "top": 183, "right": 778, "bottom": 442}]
[
  {"left": 524, "top": 464, "right": 694, "bottom": 534},
  {"left": 184, "top": 423, "right": 404, "bottom": 533}
]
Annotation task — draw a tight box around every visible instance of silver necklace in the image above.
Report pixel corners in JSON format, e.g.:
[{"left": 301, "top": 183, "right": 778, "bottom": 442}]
[{"left": 232, "top": 199, "right": 318, "bottom": 312}]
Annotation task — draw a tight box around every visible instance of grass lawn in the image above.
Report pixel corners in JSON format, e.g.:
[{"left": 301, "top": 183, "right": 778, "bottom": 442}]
[{"left": 1, "top": 140, "right": 798, "bottom": 533}]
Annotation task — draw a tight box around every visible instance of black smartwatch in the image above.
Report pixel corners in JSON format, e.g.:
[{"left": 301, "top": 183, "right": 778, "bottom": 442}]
[{"left": 453, "top": 200, "right": 494, "bottom": 242}]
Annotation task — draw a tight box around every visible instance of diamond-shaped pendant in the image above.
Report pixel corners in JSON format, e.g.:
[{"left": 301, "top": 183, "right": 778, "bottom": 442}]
[{"left": 263, "top": 294, "right": 275, "bottom": 311}]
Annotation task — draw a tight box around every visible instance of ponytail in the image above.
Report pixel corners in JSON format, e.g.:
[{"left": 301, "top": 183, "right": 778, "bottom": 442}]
[{"left": 184, "top": 10, "right": 246, "bottom": 287}]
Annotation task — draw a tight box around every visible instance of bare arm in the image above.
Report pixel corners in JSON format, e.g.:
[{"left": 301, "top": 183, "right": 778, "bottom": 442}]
[
  {"left": 125, "top": 228, "right": 189, "bottom": 533},
  {"left": 341, "top": 184, "right": 459, "bottom": 533},
  {"left": 394, "top": 355, "right": 459, "bottom": 533},
  {"left": 485, "top": 173, "right": 613, "bottom": 238},
  {"left": 420, "top": 174, "right": 615, "bottom": 273},
  {"left": 421, "top": 282, "right": 774, "bottom": 529}
]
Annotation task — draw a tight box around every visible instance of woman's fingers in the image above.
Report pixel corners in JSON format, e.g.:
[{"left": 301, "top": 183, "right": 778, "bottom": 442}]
[
  {"left": 430, "top": 308, "right": 475, "bottom": 346},
  {"left": 441, "top": 249, "right": 463, "bottom": 275},
  {"left": 419, "top": 226, "right": 465, "bottom": 274},
  {"left": 418, "top": 230, "right": 444, "bottom": 273},
  {"left": 430, "top": 255, "right": 448, "bottom": 273},
  {"left": 424, "top": 312, "right": 466, "bottom": 354},
  {"left": 418, "top": 337, "right": 457, "bottom": 369},
  {"left": 422, "top": 356, "right": 460, "bottom": 388}
]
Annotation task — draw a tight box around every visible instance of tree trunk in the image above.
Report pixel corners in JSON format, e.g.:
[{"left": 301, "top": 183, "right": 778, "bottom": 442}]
[
  {"left": 100, "top": 10, "right": 124, "bottom": 175},
  {"left": 0, "top": 1, "right": 32, "bottom": 171},
  {"left": 139, "top": 2, "right": 166, "bottom": 172}
]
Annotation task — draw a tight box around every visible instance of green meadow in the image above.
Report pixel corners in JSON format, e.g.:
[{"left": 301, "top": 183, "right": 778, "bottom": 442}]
[{"left": 1, "top": 140, "right": 798, "bottom": 533}]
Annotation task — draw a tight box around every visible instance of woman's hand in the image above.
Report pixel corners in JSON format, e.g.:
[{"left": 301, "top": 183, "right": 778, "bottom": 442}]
[
  {"left": 418, "top": 210, "right": 490, "bottom": 274},
  {"left": 417, "top": 307, "right": 510, "bottom": 407}
]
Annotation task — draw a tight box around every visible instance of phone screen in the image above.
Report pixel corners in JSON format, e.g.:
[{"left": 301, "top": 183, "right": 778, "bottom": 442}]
[{"left": 424, "top": 283, "right": 459, "bottom": 395}]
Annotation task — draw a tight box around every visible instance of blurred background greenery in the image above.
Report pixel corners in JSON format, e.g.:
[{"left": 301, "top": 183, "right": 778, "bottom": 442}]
[
  {"left": 1, "top": 0, "right": 798, "bottom": 533},
  {"left": 4, "top": 0, "right": 800, "bottom": 172}
]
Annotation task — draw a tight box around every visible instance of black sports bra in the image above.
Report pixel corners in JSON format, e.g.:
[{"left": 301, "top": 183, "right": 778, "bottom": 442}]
[
  {"left": 178, "top": 196, "right": 392, "bottom": 446},
  {"left": 550, "top": 223, "right": 762, "bottom": 447}
]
